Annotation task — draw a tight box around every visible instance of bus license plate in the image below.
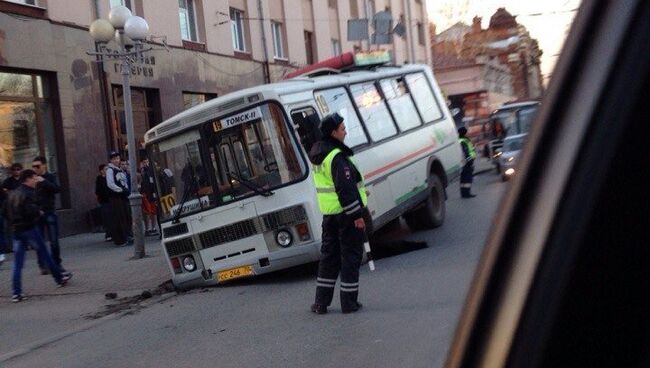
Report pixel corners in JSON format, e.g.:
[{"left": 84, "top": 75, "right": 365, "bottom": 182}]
[{"left": 217, "top": 265, "right": 254, "bottom": 282}]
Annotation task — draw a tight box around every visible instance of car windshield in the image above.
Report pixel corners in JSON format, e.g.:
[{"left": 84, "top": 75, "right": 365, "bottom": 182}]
[
  {"left": 517, "top": 106, "right": 539, "bottom": 134},
  {"left": 503, "top": 136, "right": 526, "bottom": 152},
  {"left": 148, "top": 130, "right": 215, "bottom": 222},
  {"left": 206, "top": 102, "right": 305, "bottom": 204}
]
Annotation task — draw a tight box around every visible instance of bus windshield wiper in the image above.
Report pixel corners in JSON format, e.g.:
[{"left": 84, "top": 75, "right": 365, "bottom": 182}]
[
  {"left": 228, "top": 172, "right": 274, "bottom": 197},
  {"left": 172, "top": 183, "right": 193, "bottom": 224}
]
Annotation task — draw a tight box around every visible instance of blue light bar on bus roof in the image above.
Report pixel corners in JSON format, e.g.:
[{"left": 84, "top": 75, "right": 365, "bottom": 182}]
[{"left": 353, "top": 50, "right": 391, "bottom": 66}]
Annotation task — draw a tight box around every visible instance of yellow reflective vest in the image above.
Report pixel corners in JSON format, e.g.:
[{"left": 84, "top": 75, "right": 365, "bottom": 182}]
[
  {"left": 459, "top": 137, "right": 477, "bottom": 160},
  {"left": 312, "top": 148, "right": 368, "bottom": 215}
]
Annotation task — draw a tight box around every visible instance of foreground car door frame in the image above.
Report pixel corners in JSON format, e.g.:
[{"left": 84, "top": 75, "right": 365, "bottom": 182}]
[{"left": 445, "top": 0, "right": 650, "bottom": 367}]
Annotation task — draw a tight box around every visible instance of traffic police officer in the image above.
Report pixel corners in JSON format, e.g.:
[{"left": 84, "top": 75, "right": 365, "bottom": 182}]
[
  {"left": 458, "top": 127, "right": 477, "bottom": 198},
  {"left": 310, "top": 113, "right": 368, "bottom": 314}
]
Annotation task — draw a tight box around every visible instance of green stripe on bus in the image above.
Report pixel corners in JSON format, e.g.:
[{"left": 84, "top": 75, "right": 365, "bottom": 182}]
[
  {"left": 395, "top": 184, "right": 428, "bottom": 205},
  {"left": 446, "top": 164, "right": 460, "bottom": 174}
]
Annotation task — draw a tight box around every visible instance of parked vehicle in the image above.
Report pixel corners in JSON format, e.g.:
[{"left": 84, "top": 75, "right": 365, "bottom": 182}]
[
  {"left": 485, "top": 101, "right": 539, "bottom": 173},
  {"left": 499, "top": 133, "right": 527, "bottom": 181}
]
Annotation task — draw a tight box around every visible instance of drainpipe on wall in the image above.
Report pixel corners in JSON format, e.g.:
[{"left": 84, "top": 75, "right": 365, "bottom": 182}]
[
  {"left": 92, "top": 0, "right": 113, "bottom": 151},
  {"left": 257, "top": 0, "right": 271, "bottom": 83},
  {"left": 405, "top": 0, "right": 416, "bottom": 63}
]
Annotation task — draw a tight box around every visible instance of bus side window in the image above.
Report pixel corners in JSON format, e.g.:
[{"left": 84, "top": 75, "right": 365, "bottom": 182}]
[
  {"left": 405, "top": 72, "right": 444, "bottom": 124},
  {"left": 291, "top": 108, "right": 321, "bottom": 153}
]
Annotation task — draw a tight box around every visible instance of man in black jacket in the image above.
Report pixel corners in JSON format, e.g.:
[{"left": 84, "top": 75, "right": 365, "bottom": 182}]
[
  {"left": 95, "top": 164, "right": 112, "bottom": 241},
  {"left": 310, "top": 113, "right": 368, "bottom": 314},
  {"left": 5, "top": 170, "right": 71, "bottom": 302},
  {"left": 32, "top": 156, "right": 65, "bottom": 273},
  {"left": 106, "top": 152, "right": 132, "bottom": 246},
  {"left": 0, "top": 163, "right": 22, "bottom": 264}
]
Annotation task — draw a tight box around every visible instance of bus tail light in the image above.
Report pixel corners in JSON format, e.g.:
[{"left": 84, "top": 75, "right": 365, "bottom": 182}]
[
  {"left": 170, "top": 257, "right": 182, "bottom": 274},
  {"left": 295, "top": 223, "right": 311, "bottom": 241}
]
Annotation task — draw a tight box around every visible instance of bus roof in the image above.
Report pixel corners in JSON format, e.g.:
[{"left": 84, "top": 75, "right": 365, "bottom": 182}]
[{"left": 145, "top": 64, "right": 432, "bottom": 144}]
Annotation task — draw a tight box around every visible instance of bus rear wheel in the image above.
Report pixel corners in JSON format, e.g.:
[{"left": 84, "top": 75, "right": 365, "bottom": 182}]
[{"left": 403, "top": 174, "right": 446, "bottom": 231}]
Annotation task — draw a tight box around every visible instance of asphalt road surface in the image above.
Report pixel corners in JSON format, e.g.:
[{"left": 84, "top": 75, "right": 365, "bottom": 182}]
[{"left": 5, "top": 172, "right": 506, "bottom": 368}]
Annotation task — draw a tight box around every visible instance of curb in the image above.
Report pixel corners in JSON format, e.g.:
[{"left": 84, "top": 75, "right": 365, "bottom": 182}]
[{"left": 0, "top": 292, "right": 177, "bottom": 364}]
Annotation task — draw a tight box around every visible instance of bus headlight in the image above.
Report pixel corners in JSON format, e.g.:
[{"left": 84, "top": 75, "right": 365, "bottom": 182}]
[
  {"left": 182, "top": 255, "right": 197, "bottom": 272},
  {"left": 276, "top": 230, "right": 293, "bottom": 248}
]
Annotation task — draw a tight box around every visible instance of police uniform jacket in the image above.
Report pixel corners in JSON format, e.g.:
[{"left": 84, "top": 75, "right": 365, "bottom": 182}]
[{"left": 308, "top": 137, "right": 365, "bottom": 220}]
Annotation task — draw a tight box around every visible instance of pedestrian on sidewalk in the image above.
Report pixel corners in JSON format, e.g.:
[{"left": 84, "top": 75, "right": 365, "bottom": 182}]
[
  {"left": 2, "top": 163, "right": 23, "bottom": 191},
  {"left": 139, "top": 157, "right": 159, "bottom": 236},
  {"left": 95, "top": 164, "right": 112, "bottom": 241},
  {"left": 458, "top": 127, "right": 477, "bottom": 198},
  {"left": 4, "top": 169, "right": 71, "bottom": 302},
  {"left": 32, "top": 156, "right": 66, "bottom": 273},
  {"left": 309, "top": 113, "right": 367, "bottom": 315},
  {"left": 0, "top": 163, "right": 23, "bottom": 265},
  {"left": 106, "top": 152, "right": 132, "bottom": 246}
]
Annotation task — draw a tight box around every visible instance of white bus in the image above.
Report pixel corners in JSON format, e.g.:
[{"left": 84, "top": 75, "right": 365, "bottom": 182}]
[{"left": 144, "top": 57, "right": 462, "bottom": 288}]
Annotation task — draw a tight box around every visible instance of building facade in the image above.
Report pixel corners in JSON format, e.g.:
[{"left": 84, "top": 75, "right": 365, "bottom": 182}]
[
  {"left": 0, "top": 0, "right": 430, "bottom": 235},
  {"left": 432, "top": 8, "right": 544, "bottom": 108}
]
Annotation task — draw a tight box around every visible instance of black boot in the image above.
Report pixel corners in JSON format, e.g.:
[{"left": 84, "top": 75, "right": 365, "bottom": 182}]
[
  {"left": 342, "top": 302, "right": 363, "bottom": 314},
  {"left": 310, "top": 303, "right": 328, "bottom": 314},
  {"left": 461, "top": 187, "right": 476, "bottom": 198}
]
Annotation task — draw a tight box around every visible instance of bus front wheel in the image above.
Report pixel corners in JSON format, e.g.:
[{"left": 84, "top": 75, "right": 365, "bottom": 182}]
[{"left": 403, "top": 174, "right": 446, "bottom": 230}]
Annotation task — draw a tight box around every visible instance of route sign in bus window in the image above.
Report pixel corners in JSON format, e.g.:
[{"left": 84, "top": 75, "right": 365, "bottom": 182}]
[{"left": 149, "top": 130, "right": 214, "bottom": 220}]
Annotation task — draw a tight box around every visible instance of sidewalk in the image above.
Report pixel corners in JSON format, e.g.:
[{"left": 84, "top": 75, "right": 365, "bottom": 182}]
[{"left": 0, "top": 232, "right": 171, "bottom": 357}]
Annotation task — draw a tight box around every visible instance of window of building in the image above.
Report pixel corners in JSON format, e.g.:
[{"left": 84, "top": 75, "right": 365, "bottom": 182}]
[
  {"left": 349, "top": 0, "right": 359, "bottom": 18},
  {"left": 110, "top": 0, "right": 131, "bottom": 9},
  {"left": 0, "top": 70, "right": 64, "bottom": 206},
  {"left": 271, "top": 21, "right": 286, "bottom": 59},
  {"left": 350, "top": 82, "right": 397, "bottom": 142},
  {"left": 230, "top": 8, "right": 246, "bottom": 52},
  {"left": 379, "top": 77, "right": 422, "bottom": 131},
  {"left": 179, "top": 0, "right": 198, "bottom": 41},
  {"left": 405, "top": 73, "right": 443, "bottom": 124},
  {"left": 182, "top": 92, "right": 217, "bottom": 110},
  {"left": 328, "top": 0, "right": 336, "bottom": 9},
  {"left": 314, "top": 88, "right": 368, "bottom": 148},
  {"left": 417, "top": 21, "right": 425, "bottom": 46},
  {"left": 304, "top": 31, "right": 315, "bottom": 64},
  {"left": 331, "top": 39, "right": 341, "bottom": 56}
]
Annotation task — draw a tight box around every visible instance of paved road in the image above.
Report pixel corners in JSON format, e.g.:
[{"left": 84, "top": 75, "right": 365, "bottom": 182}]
[{"left": 4, "top": 171, "right": 506, "bottom": 368}]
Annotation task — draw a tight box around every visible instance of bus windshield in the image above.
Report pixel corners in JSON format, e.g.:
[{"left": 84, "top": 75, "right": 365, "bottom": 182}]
[
  {"left": 149, "top": 130, "right": 214, "bottom": 222},
  {"left": 207, "top": 102, "right": 305, "bottom": 204}
]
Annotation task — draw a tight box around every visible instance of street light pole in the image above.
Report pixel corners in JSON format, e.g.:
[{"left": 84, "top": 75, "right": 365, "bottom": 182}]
[
  {"left": 116, "top": 30, "right": 145, "bottom": 258},
  {"left": 88, "top": 6, "right": 161, "bottom": 259}
]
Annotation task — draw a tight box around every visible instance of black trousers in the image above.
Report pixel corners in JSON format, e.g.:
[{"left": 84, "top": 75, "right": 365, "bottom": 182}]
[
  {"left": 460, "top": 160, "right": 475, "bottom": 196},
  {"left": 314, "top": 213, "right": 364, "bottom": 311},
  {"left": 109, "top": 196, "right": 131, "bottom": 245}
]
